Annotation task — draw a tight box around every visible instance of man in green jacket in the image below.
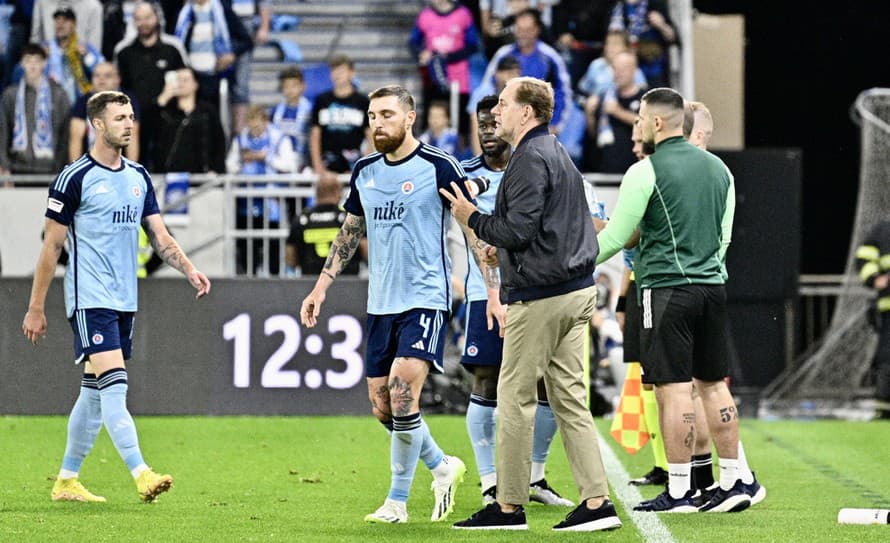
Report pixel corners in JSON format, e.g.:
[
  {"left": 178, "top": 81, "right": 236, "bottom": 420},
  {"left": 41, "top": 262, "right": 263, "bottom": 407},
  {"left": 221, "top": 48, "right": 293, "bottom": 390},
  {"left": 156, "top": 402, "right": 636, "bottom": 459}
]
[{"left": 596, "top": 87, "right": 749, "bottom": 513}]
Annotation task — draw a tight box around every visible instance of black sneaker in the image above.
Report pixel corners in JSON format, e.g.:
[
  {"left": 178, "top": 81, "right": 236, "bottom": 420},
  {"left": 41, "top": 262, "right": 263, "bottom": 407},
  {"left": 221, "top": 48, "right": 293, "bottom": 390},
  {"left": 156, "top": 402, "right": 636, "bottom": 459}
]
[
  {"left": 452, "top": 503, "right": 528, "bottom": 530},
  {"left": 698, "top": 480, "right": 752, "bottom": 513},
  {"left": 552, "top": 499, "right": 622, "bottom": 532},
  {"left": 633, "top": 489, "right": 699, "bottom": 513},
  {"left": 691, "top": 484, "right": 719, "bottom": 508},
  {"left": 629, "top": 466, "right": 668, "bottom": 486},
  {"left": 739, "top": 473, "right": 766, "bottom": 506}
]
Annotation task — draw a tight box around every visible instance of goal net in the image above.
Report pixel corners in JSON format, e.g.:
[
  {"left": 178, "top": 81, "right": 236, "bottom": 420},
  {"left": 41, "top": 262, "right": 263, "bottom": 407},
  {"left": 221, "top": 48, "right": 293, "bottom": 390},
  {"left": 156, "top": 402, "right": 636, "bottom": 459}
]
[{"left": 760, "top": 88, "right": 890, "bottom": 418}]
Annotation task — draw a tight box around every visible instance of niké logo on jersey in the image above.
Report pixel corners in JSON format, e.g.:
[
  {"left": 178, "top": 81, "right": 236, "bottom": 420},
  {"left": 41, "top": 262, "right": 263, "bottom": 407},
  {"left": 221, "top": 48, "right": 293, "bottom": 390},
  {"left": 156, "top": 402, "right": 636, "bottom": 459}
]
[
  {"left": 112, "top": 205, "right": 139, "bottom": 224},
  {"left": 372, "top": 200, "right": 406, "bottom": 222}
]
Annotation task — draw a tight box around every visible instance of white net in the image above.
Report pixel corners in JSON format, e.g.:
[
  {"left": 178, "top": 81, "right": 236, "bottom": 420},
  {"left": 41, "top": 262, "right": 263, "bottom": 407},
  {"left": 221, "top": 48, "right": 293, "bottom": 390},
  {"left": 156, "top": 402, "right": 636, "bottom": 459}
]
[{"left": 760, "top": 88, "right": 890, "bottom": 418}]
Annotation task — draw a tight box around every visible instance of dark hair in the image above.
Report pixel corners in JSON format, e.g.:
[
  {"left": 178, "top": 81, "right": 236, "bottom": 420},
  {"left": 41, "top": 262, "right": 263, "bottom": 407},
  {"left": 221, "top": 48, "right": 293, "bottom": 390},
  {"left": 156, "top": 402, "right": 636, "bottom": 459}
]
[
  {"left": 512, "top": 77, "right": 554, "bottom": 124},
  {"left": 87, "top": 91, "right": 131, "bottom": 121},
  {"left": 368, "top": 85, "right": 415, "bottom": 111},
  {"left": 327, "top": 54, "right": 354, "bottom": 70},
  {"left": 641, "top": 87, "right": 685, "bottom": 112},
  {"left": 495, "top": 55, "right": 520, "bottom": 72},
  {"left": 477, "top": 95, "right": 499, "bottom": 115},
  {"left": 515, "top": 7, "right": 543, "bottom": 30},
  {"left": 21, "top": 43, "right": 48, "bottom": 60},
  {"left": 279, "top": 65, "right": 304, "bottom": 83},
  {"left": 428, "top": 99, "right": 449, "bottom": 116}
]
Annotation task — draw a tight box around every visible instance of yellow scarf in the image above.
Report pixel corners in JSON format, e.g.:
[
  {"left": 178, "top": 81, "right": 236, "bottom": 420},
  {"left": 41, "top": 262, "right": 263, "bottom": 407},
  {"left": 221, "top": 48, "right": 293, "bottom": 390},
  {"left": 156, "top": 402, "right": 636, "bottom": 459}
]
[{"left": 65, "top": 33, "right": 91, "bottom": 96}]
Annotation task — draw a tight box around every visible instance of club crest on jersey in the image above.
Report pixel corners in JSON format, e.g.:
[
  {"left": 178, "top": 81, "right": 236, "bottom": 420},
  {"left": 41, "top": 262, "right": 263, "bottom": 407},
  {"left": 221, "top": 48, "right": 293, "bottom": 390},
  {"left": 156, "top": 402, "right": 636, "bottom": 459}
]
[
  {"left": 132, "top": 185, "right": 141, "bottom": 198},
  {"left": 401, "top": 181, "right": 414, "bottom": 194},
  {"left": 91, "top": 332, "right": 104, "bottom": 345},
  {"left": 466, "top": 344, "right": 479, "bottom": 357}
]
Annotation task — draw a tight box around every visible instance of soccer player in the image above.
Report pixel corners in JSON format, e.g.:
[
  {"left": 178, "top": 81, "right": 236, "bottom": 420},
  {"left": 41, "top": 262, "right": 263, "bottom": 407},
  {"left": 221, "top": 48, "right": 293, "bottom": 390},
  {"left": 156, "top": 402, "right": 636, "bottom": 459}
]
[
  {"left": 460, "top": 94, "right": 573, "bottom": 507},
  {"left": 300, "top": 85, "right": 482, "bottom": 524},
  {"left": 22, "top": 90, "right": 211, "bottom": 503},
  {"left": 596, "top": 88, "right": 748, "bottom": 513}
]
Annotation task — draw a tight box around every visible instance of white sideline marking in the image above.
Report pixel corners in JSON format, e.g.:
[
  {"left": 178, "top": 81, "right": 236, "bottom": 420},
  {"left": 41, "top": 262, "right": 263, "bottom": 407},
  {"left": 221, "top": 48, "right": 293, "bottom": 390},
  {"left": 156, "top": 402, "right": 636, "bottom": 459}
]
[{"left": 597, "top": 428, "right": 677, "bottom": 543}]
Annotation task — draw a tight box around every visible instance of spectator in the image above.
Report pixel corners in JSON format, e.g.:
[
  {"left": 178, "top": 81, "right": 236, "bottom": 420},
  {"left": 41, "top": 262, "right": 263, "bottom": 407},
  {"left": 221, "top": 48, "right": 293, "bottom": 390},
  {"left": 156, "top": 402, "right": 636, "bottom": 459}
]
[
  {"left": 2, "top": 0, "right": 34, "bottom": 90},
  {"left": 478, "top": 0, "right": 555, "bottom": 59},
  {"left": 408, "top": 0, "right": 480, "bottom": 141},
  {"left": 173, "top": 0, "right": 252, "bottom": 110},
  {"left": 480, "top": 8, "right": 572, "bottom": 135},
  {"left": 308, "top": 54, "right": 371, "bottom": 175},
  {"left": 285, "top": 171, "right": 367, "bottom": 277},
  {"left": 227, "top": 0, "right": 270, "bottom": 135},
  {"left": 582, "top": 51, "right": 644, "bottom": 174},
  {"left": 226, "top": 103, "right": 295, "bottom": 276},
  {"left": 31, "top": 0, "right": 103, "bottom": 51},
  {"left": 577, "top": 30, "right": 647, "bottom": 103},
  {"left": 607, "top": 0, "right": 676, "bottom": 89},
  {"left": 155, "top": 66, "right": 226, "bottom": 173},
  {"left": 101, "top": 0, "right": 125, "bottom": 61},
  {"left": 114, "top": 1, "right": 189, "bottom": 172},
  {"left": 418, "top": 99, "right": 459, "bottom": 158},
  {"left": 466, "top": 54, "right": 520, "bottom": 155},
  {"left": 0, "top": 43, "right": 70, "bottom": 175},
  {"left": 269, "top": 66, "right": 312, "bottom": 173},
  {"left": 550, "top": 0, "right": 613, "bottom": 88},
  {"left": 45, "top": 6, "right": 105, "bottom": 105},
  {"left": 69, "top": 61, "right": 140, "bottom": 162}
]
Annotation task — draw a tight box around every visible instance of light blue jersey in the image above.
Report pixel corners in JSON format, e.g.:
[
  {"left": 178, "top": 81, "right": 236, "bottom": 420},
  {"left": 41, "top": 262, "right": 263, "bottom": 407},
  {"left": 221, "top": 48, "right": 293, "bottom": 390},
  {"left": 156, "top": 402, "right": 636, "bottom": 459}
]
[
  {"left": 461, "top": 154, "right": 503, "bottom": 303},
  {"left": 45, "top": 154, "right": 160, "bottom": 318},
  {"left": 344, "top": 142, "right": 470, "bottom": 315}
]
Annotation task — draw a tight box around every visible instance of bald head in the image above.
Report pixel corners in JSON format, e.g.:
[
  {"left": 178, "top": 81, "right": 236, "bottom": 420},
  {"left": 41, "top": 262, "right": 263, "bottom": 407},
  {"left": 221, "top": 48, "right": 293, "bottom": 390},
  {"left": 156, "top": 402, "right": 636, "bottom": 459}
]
[{"left": 315, "top": 172, "right": 342, "bottom": 204}]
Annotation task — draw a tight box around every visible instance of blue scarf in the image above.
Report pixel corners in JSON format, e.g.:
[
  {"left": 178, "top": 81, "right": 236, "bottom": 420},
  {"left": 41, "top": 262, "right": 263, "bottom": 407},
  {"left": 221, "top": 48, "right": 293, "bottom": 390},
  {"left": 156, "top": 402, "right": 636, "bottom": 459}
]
[
  {"left": 174, "top": 0, "right": 233, "bottom": 61},
  {"left": 239, "top": 126, "right": 284, "bottom": 221},
  {"left": 609, "top": 0, "right": 649, "bottom": 44},
  {"left": 13, "top": 77, "right": 53, "bottom": 159}
]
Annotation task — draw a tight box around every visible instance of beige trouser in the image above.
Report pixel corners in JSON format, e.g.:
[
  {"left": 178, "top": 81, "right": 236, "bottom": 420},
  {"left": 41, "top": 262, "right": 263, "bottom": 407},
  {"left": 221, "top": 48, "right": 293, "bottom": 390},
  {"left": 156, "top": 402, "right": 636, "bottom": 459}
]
[{"left": 496, "top": 285, "right": 610, "bottom": 505}]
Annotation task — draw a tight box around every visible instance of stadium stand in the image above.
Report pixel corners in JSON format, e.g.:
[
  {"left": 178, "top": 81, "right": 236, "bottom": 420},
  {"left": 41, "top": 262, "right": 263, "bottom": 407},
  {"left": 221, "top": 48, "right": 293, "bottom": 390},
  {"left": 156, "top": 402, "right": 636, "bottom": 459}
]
[{"left": 250, "top": 0, "right": 421, "bottom": 108}]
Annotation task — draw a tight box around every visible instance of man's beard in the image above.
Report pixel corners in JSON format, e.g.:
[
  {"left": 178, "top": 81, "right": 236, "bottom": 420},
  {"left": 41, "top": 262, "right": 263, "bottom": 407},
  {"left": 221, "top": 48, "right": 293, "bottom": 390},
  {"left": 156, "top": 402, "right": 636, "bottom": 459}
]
[{"left": 373, "top": 127, "right": 406, "bottom": 154}]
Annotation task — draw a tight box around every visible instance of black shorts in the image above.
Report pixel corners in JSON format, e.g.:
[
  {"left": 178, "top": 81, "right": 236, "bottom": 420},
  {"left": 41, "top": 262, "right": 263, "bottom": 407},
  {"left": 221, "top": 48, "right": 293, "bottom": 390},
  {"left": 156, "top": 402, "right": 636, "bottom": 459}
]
[
  {"left": 639, "top": 284, "right": 730, "bottom": 384},
  {"left": 623, "top": 281, "right": 640, "bottom": 363}
]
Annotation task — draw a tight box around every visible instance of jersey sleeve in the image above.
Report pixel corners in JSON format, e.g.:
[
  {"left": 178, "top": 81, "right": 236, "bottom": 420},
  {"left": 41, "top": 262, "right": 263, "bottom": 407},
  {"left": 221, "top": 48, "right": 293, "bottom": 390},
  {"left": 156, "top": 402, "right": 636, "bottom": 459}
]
[
  {"left": 45, "top": 173, "right": 83, "bottom": 225},
  {"left": 435, "top": 155, "right": 472, "bottom": 208},
  {"left": 343, "top": 167, "right": 364, "bottom": 216},
  {"left": 596, "top": 159, "right": 656, "bottom": 264},
  {"left": 142, "top": 178, "right": 160, "bottom": 218}
]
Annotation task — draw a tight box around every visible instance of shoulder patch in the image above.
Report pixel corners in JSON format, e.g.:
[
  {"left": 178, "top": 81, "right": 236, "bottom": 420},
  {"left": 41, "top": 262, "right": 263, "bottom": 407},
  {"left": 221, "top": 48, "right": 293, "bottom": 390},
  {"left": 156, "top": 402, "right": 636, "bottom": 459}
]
[{"left": 47, "top": 198, "right": 64, "bottom": 213}]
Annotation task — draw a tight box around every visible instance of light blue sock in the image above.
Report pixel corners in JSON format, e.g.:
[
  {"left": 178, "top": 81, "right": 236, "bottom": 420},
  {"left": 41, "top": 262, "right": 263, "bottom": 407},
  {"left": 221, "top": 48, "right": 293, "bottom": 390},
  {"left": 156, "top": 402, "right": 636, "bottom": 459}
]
[
  {"left": 419, "top": 418, "right": 445, "bottom": 470},
  {"left": 97, "top": 369, "right": 145, "bottom": 472},
  {"left": 466, "top": 394, "right": 497, "bottom": 480},
  {"left": 388, "top": 413, "right": 424, "bottom": 502},
  {"left": 61, "top": 374, "right": 103, "bottom": 475},
  {"left": 532, "top": 400, "right": 558, "bottom": 464}
]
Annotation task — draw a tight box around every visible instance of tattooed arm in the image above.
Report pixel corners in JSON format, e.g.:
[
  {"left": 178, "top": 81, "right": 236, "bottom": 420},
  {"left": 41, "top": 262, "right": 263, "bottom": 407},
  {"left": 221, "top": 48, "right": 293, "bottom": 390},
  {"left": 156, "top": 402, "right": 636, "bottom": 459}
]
[
  {"left": 300, "top": 213, "right": 366, "bottom": 328},
  {"left": 459, "top": 222, "right": 506, "bottom": 334},
  {"left": 142, "top": 214, "right": 211, "bottom": 299}
]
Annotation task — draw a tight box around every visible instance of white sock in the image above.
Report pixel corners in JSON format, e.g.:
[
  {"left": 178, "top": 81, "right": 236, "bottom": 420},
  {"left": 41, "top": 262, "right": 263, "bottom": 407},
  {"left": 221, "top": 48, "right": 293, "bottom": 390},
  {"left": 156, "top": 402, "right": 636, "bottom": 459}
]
[
  {"left": 737, "top": 441, "right": 754, "bottom": 484},
  {"left": 667, "top": 463, "right": 691, "bottom": 498},
  {"left": 481, "top": 473, "right": 497, "bottom": 492},
  {"left": 530, "top": 462, "right": 546, "bottom": 483},
  {"left": 131, "top": 463, "right": 149, "bottom": 479},
  {"left": 431, "top": 456, "right": 452, "bottom": 480},
  {"left": 718, "top": 458, "right": 739, "bottom": 490},
  {"left": 58, "top": 469, "right": 78, "bottom": 480}
]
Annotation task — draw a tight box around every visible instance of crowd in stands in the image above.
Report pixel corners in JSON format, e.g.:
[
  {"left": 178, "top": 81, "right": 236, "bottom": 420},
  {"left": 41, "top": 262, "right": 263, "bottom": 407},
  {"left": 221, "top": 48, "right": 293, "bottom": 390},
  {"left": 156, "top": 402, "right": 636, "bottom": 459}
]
[
  {"left": 0, "top": 0, "right": 678, "bottom": 276},
  {"left": 0, "top": 0, "right": 678, "bottom": 179}
]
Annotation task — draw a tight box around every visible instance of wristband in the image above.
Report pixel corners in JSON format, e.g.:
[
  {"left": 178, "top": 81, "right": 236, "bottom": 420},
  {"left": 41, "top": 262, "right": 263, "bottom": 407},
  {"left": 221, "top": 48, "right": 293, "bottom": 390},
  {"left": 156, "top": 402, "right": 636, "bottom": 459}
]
[{"left": 615, "top": 295, "right": 626, "bottom": 313}]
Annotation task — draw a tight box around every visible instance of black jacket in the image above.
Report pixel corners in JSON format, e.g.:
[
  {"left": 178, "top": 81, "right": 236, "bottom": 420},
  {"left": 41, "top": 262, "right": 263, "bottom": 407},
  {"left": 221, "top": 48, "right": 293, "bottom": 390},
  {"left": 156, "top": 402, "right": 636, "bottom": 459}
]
[{"left": 470, "top": 124, "right": 598, "bottom": 303}]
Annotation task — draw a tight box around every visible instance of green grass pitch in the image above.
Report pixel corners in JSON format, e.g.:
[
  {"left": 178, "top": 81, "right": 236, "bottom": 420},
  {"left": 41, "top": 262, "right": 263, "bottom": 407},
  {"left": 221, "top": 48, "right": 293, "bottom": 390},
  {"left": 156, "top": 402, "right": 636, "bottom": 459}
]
[{"left": 0, "top": 415, "right": 888, "bottom": 542}]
